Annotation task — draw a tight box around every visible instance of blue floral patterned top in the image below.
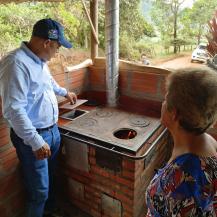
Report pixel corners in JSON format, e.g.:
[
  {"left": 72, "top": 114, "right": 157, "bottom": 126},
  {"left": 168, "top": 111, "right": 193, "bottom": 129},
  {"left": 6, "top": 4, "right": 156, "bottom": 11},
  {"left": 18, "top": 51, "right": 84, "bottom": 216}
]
[{"left": 146, "top": 153, "right": 217, "bottom": 217}]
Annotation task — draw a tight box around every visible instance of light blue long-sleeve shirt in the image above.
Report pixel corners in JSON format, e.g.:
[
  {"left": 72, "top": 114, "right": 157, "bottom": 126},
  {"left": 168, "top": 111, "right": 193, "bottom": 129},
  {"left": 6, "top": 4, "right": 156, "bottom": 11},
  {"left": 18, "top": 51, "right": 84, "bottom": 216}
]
[{"left": 0, "top": 42, "right": 67, "bottom": 151}]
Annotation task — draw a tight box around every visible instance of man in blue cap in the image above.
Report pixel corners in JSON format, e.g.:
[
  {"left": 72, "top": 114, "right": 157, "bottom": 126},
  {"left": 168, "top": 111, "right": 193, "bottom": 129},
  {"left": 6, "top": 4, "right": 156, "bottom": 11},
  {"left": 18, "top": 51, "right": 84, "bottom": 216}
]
[{"left": 0, "top": 18, "right": 76, "bottom": 217}]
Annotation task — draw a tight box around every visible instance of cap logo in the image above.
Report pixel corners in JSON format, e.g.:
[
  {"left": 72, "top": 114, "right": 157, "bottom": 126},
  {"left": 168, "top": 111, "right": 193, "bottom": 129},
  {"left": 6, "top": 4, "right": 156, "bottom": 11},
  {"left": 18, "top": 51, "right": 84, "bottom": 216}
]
[{"left": 48, "top": 29, "right": 58, "bottom": 40}]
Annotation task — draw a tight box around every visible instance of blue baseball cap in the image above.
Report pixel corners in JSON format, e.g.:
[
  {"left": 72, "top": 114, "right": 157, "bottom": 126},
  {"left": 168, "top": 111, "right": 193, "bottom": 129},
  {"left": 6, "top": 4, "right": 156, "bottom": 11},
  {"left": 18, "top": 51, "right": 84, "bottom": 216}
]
[{"left": 32, "top": 18, "right": 72, "bottom": 48}]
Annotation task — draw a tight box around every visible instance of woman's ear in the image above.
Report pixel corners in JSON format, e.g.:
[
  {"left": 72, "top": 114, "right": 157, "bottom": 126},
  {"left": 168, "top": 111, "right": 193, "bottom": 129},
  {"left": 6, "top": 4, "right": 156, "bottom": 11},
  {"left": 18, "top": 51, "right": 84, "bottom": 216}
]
[{"left": 172, "top": 108, "right": 178, "bottom": 121}]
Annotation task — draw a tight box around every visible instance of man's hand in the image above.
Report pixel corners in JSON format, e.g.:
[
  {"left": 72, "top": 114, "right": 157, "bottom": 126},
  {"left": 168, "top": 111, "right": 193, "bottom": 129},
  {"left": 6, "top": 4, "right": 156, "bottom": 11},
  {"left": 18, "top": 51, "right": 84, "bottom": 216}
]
[
  {"left": 34, "top": 143, "right": 51, "bottom": 160},
  {"left": 65, "top": 91, "right": 77, "bottom": 105}
]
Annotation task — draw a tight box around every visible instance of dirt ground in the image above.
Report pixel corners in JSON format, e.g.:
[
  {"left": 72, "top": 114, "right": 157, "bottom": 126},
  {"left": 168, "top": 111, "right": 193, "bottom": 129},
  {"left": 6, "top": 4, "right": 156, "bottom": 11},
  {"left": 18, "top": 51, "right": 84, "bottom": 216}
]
[
  {"left": 58, "top": 50, "right": 206, "bottom": 70},
  {"left": 153, "top": 55, "right": 207, "bottom": 69}
]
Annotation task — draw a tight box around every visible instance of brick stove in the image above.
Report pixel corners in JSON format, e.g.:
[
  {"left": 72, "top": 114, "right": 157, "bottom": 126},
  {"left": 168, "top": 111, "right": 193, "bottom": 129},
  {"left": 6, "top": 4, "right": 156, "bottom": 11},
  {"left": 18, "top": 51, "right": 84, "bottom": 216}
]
[
  {"left": 60, "top": 107, "right": 161, "bottom": 153},
  {"left": 59, "top": 106, "right": 171, "bottom": 217}
]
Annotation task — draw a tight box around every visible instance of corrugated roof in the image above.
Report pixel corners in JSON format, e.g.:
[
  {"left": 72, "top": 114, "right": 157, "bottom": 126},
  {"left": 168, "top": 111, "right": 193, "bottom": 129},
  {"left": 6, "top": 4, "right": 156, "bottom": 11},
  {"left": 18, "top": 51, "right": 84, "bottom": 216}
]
[{"left": 0, "top": 0, "right": 63, "bottom": 3}]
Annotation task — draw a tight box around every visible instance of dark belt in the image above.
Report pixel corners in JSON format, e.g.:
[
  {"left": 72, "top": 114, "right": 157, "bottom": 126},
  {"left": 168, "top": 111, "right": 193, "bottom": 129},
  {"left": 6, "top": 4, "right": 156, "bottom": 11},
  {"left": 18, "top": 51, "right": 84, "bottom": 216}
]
[{"left": 36, "top": 124, "right": 56, "bottom": 133}]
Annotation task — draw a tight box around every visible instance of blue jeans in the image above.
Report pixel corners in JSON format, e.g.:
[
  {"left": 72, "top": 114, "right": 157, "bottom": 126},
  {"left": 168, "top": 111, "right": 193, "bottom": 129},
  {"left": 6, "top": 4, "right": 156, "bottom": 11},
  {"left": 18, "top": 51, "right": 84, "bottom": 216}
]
[{"left": 10, "top": 124, "right": 61, "bottom": 217}]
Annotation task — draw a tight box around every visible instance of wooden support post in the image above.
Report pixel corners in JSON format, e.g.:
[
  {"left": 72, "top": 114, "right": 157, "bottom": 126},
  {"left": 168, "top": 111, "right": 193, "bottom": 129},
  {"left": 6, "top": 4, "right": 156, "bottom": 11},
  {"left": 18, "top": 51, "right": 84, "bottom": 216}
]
[
  {"left": 81, "top": 0, "right": 99, "bottom": 47},
  {"left": 90, "top": 0, "right": 98, "bottom": 59}
]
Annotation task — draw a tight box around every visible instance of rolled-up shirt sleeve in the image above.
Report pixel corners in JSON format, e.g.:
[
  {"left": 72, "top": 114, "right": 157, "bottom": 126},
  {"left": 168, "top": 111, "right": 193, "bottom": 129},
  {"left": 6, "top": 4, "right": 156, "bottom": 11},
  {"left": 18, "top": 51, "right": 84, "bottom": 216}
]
[
  {"left": 50, "top": 74, "right": 67, "bottom": 97},
  {"left": 2, "top": 59, "right": 44, "bottom": 151}
]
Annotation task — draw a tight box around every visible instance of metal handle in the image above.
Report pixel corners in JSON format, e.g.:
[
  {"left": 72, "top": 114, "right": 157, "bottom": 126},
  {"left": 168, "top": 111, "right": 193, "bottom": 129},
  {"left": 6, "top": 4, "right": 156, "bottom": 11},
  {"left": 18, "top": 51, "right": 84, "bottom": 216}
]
[{"left": 60, "top": 128, "right": 167, "bottom": 160}]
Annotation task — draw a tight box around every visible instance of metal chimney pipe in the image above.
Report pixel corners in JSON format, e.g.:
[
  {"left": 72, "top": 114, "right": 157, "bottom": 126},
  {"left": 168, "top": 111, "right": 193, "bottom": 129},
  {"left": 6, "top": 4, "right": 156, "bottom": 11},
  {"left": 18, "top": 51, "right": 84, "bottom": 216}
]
[{"left": 105, "top": 0, "right": 119, "bottom": 107}]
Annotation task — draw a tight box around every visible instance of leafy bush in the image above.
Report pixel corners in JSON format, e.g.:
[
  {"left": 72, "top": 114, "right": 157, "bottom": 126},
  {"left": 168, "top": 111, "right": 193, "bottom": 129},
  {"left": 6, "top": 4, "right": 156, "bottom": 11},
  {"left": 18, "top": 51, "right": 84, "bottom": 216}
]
[
  {"left": 134, "top": 40, "right": 153, "bottom": 57},
  {"left": 119, "top": 32, "right": 140, "bottom": 60},
  {"left": 0, "top": 0, "right": 154, "bottom": 60}
]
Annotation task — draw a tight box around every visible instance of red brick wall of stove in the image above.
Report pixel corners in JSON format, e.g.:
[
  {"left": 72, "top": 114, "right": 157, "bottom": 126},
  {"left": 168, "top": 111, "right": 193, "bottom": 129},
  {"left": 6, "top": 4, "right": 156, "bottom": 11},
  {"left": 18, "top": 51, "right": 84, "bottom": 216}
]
[
  {"left": 57, "top": 125, "right": 172, "bottom": 217},
  {"left": 48, "top": 60, "right": 89, "bottom": 98},
  {"left": 84, "top": 62, "right": 217, "bottom": 135},
  {"left": 82, "top": 63, "right": 168, "bottom": 116},
  {"left": 0, "top": 97, "right": 25, "bottom": 217}
]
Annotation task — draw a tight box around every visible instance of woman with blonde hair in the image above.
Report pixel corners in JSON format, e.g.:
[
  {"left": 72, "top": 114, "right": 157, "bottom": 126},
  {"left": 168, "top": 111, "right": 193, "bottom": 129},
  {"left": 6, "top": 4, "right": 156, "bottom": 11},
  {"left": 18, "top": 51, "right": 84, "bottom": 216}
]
[{"left": 146, "top": 67, "right": 217, "bottom": 216}]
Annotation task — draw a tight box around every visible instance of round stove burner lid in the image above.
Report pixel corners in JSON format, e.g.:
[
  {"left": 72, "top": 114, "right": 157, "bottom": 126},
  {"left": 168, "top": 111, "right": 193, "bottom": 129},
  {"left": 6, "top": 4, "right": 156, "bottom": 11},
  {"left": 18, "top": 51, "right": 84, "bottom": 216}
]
[
  {"left": 129, "top": 115, "right": 150, "bottom": 127},
  {"left": 78, "top": 118, "right": 98, "bottom": 127},
  {"left": 95, "top": 109, "right": 113, "bottom": 118}
]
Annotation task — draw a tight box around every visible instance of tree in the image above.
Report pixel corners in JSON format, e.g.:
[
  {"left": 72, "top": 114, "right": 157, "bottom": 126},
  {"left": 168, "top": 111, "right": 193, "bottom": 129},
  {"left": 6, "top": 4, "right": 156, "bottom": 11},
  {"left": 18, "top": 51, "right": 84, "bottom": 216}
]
[
  {"left": 118, "top": 0, "right": 154, "bottom": 59},
  {"left": 0, "top": 1, "right": 87, "bottom": 53},
  {"left": 150, "top": 0, "right": 185, "bottom": 53},
  {"left": 180, "top": 0, "right": 216, "bottom": 45},
  {"left": 96, "top": 0, "right": 154, "bottom": 58},
  {"left": 0, "top": 0, "right": 154, "bottom": 60},
  {"left": 0, "top": 3, "right": 43, "bottom": 53},
  {"left": 207, "top": 10, "right": 217, "bottom": 56},
  {"left": 120, "top": 0, "right": 154, "bottom": 40},
  {"left": 51, "top": 2, "right": 85, "bottom": 47}
]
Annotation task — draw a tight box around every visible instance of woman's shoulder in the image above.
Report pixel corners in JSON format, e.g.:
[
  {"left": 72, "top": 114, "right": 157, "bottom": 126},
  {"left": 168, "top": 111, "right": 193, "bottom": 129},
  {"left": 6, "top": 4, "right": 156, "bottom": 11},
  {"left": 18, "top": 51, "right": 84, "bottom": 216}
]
[
  {"left": 152, "top": 153, "right": 216, "bottom": 191},
  {"left": 206, "top": 133, "right": 217, "bottom": 150},
  {"left": 170, "top": 153, "right": 202, "bottom": 173},
  {"left": 149, "top": 153, "right": 217, "bottom": 190},
  {"left": 146, "top": 152, "right": 217, "bottom": 215},
  {"left": 171, "top": 153, "right": 217, "bottom": 178},
  {"left": 154, "top": 154, "right": 216, "bottom": 200}
]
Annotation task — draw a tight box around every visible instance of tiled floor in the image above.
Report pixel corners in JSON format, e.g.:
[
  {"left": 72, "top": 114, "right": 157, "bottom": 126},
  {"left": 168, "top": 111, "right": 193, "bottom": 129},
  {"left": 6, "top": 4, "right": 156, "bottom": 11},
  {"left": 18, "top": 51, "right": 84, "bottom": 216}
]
[
  {"left": 60, "top": 202, "right": 91, "bottom": 217},
  {"left": 55, "top": 183, "right": 92, "bottom": 217},
  {"left": 19, "top": 202, "right": 91, "bottom": 217}
]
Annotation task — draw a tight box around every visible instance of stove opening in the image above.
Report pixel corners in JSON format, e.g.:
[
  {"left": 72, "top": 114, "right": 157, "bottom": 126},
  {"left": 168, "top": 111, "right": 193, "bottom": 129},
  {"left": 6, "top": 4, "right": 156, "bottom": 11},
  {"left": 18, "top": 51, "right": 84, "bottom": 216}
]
[
  {"left": 60, "top": 109, "right": 88, "bottom": 120},
  {"left": 113, "top": 128, "right": 137, "bottom": 140}
]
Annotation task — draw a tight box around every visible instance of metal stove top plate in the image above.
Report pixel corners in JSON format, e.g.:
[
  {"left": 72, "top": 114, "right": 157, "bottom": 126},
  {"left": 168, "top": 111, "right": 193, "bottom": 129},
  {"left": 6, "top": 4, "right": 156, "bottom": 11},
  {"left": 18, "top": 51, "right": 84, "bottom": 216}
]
[{"left": 60, "top": 107, "right": 161, "bottom": 152}]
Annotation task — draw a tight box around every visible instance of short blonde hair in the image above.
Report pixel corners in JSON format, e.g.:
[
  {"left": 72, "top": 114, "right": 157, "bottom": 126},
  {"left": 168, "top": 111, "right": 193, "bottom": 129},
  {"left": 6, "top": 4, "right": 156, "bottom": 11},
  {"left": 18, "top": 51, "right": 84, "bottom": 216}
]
[{"left": 166, "top": 67, "right": 217, "bottom": 134}]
